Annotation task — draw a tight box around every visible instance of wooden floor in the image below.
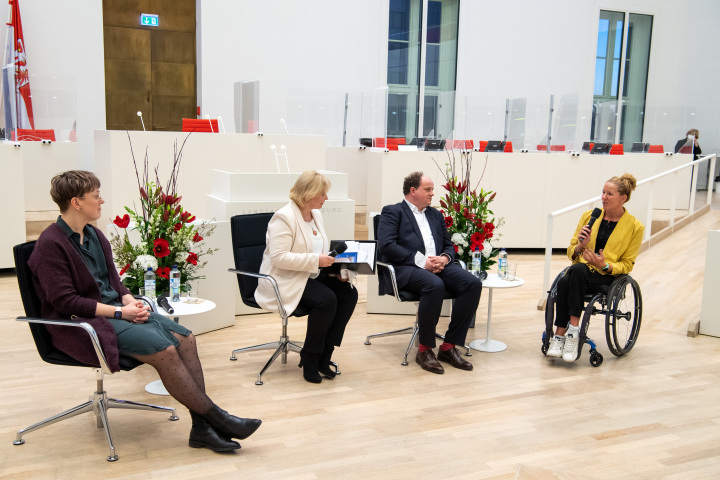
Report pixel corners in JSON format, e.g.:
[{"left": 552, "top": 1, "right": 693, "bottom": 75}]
[{"left": 1, "top": 199, "right": 720, "bottom": 479}]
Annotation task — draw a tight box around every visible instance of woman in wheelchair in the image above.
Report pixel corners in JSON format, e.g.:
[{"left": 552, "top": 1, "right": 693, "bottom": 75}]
[
  {"left": 255, "top": 170, "right": 358, "bottom": 384},
  {"left": 547, "top": 173, "right": 644, "bottom": 362},
  {"left": 29, "top": 171, "right": 261, "bottom": 453}
]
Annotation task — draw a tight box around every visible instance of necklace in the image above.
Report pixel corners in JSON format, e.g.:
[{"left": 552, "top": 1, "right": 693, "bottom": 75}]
[{"left": 307, "top": 219, "right": 318, "bottom": 236}]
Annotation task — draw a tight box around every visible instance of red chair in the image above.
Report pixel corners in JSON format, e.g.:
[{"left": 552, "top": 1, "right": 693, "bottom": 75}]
[
  {"left": 375, "top": 138, "right": 406, "bottom": 150},
  {"left": 478, "top": 140, "right": 488, "bottom": 152},
  {"left": 537, "top": 145, "right": 565, "bottom": 152},
  {"left": 449, "top": 140, "right": 473, "bottom": 150},
  {"left": 504, "top": 141, "right": 513, "bottom": 153},
  {"left": 14, "top": 129, "right": 56, "bottom": 141},
  {"left": 610, "top": 144, "right": 624, "bottom": 155},
  {"left": 182, "top": 118, "right": 219, "bottom": 133},
  {"left": 648, "top": 145, "right": 663, "bottom": 153}
]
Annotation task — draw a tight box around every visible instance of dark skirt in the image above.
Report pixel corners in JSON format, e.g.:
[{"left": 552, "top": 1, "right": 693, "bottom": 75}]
[{"left": 109, "top": 312, "right": 191, "bottom": 356}]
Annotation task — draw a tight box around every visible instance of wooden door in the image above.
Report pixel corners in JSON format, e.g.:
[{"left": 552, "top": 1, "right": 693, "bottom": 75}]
[{"left": 103, "top": 0, "right": 196, "bottom": 131}]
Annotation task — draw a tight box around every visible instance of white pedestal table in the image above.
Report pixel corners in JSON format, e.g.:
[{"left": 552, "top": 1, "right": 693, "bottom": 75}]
[{"left": 469, "top": 273, "right": 524, "bottom": 353}]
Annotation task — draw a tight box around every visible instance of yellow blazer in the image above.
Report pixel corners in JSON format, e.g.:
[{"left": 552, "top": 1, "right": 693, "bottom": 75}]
[
  {"left": 255, "top": 201, "right": 329, "bottom": 315},
  {"left": 567, "top": 208, "right": 644, "bottom": 275}
]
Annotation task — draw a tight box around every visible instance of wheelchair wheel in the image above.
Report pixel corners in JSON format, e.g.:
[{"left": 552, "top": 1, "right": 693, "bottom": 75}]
[
  {"left": 589, "top": 350, "right": 603, "bottom": 367},
  {"left": 605, "top": 275, "right": 642, "bottom": 356}
]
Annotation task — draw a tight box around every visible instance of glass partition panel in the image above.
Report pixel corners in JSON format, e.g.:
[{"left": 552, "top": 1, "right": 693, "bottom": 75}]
[
  {"left": 524, "top": 96, "right": 552, "bottom": 151},
  {"left": 372, "top": 86, "right": 388, "bottom": 146},
  {"left": 506, "top": 97, "right": 527, "bottom": 150},
  {"left": 641, "top": 103, "right": 697, "bottom": 152},
  {"left": 287, "top": 89, "right": 344, "bottom": 146},
  {"left": 2, "top": 73, "right": 77, "bottom": 142},
  {"left": 462, "top": 95, "right": 505, "bottom": 146},
  {"left": 234, "top": 79, "right": 260, "bottom": 133},
  {"left": 551, "top": 93, "right": 580, "bottom": 151},
  {"left": 592, "top": 98, "right": 617, "bottom": 144},
  {"left": 345, "top": 91, "right": 369, "bottom": 147}
]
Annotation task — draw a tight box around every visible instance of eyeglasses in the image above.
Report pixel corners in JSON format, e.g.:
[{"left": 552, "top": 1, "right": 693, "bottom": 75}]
[{"left": 77, "top": 193, "right": 102, "bottom": 201}]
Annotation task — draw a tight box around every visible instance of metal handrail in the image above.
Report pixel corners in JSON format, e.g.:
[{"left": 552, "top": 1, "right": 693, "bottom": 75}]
[{"left": 539, "top": 153, "right": 716, "bottom": 308}]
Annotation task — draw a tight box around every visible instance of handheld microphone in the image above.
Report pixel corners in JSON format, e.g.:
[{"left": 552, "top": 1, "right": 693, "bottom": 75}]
[
  {"left": 329, "top": 242, "right": 348, "bottom": 257},
  {"left": 137, "top": 111, "right": 146, "bottom": 131},
  {"left": 579, "top": 208, "right": 602, "bottom": 241},
  {"left": 157, "top": 296, "right": 174, "bottom": 314}
]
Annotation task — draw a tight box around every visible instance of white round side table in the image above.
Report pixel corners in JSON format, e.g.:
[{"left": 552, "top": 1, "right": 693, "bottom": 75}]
[{"left": 469, "top": 273, "right": 524, "bottom": 353}]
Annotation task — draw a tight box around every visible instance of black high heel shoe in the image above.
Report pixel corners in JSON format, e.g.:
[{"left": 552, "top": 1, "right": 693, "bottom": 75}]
[
  {"left": 298, "top": 350, "right": 322, "bottom": 384},
  {"left": 319, "top": 345, "right": 337, "bottom": 379}
]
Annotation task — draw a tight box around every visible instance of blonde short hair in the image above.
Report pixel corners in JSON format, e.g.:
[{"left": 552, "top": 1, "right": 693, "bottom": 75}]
[
  {"left": 289, "top": 170, "right": 331, "bottom": 208},
  {"left": 607, "top": 173, "right": 637, "bottom": 202}
]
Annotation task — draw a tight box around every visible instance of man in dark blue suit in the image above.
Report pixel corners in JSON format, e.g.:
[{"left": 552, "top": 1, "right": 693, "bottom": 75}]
[{"left": 377, "top": 171, "right": 482, "bottom": 374}]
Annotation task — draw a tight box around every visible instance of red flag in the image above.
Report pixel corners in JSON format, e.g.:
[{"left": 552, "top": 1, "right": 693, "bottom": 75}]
[{"left": 5, "top": 0, "right": 34, "bottom": 129}]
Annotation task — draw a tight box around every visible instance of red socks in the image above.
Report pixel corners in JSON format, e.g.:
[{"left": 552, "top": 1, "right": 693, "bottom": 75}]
[{"left": 420, "top": 343, "right": 455, "bottom": 352}]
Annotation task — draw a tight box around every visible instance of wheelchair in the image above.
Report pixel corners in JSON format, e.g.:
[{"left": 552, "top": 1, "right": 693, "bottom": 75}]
[{"left": 541, "top": 266, "right": 642, "bottom": 367}]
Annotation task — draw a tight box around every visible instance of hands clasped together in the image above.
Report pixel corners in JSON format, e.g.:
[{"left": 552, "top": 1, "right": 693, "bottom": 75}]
[{"left": 424, "top": 255, "right": 449, "bottom": 274}]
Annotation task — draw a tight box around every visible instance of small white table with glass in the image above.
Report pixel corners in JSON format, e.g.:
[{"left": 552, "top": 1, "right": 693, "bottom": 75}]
[
  {"left": 144, "top": 296, "right": 217, "bottom": 395},
  {"left": 469, "top": 272, "right": 524, "bottom": 353}
]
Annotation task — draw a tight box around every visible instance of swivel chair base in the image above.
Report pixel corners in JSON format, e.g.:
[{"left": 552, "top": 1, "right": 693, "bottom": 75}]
[{"left": 13, "top": 369, "right": 178, "bottom": 462}]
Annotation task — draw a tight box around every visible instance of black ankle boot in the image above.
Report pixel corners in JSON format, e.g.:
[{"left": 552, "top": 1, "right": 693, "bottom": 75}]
[
  {"left": 318, "top": 345, "right": 336, "bottom": 379},
  {"left": 201, "top": 405, "right": 262, "bottom": 440},
  {"left": 189, "top": 411, "right": 241, "bottom": 452},
  {"left": 298, "top": 350, "right": 322, "bottom": 383}
]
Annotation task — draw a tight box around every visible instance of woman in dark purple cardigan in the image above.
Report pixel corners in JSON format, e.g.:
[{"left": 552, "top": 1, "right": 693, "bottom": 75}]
[{"left": 29, "top": 170, "right": 261, "bottom": 453}]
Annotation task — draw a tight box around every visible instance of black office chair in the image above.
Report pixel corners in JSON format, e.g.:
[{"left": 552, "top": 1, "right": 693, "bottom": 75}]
[
  {"left": 12, "top": 241, "right": 178, "bottom": 462},
  {"left": 228, "top": 213, "right": 339, "bottom": 385},
  {"left": 365, "top": 215, "right": 472, "bottom": 365}
]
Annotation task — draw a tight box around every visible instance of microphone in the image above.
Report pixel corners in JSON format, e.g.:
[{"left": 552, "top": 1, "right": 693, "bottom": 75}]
[
  {"left": 579, "top": 208, "right": 602, "bottom": 241},
  {"left": 329, "top": 242, "right": 348, "bottom": 257},
  {"left": 137, "top": 111, "right": 146, "bottom": 131},
  {"left": 281, "top": 118, "right": 289, "bottom": 134},
  {"left": 157, "top": 296, "right": 174, "bottom": 314}
]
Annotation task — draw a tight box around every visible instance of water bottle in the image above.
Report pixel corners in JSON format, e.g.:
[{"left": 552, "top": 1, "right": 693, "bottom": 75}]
[
  {"left": 498, "top": 248, "right": 508, "bottom": 279},
  {"left": 471, "top": 247, "right": 482, "bottom": 278},
  {"left": 170, "top": 265, "right": 180, "bottom": 302},
  {"left": 144, "top": 267, "right": 156, "bottom": 299}
]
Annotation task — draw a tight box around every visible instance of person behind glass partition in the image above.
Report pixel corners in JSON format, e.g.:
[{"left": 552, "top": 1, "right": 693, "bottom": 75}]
[{"left": 674, "top": 128, "right": 702, "bottom": 160}]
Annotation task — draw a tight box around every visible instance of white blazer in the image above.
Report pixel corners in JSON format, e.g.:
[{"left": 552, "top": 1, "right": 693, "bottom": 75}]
[{"left": 254, "top": 201, "right": 329, "bottom": 315}]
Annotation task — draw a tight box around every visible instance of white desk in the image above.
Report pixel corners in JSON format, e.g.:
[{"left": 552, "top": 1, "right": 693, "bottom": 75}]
[
  {"left": 470, "top": 273, "right": 524, "bottom": 353},
  {"left": 145, "top": 298, "right": 217, "bottom": 395}
]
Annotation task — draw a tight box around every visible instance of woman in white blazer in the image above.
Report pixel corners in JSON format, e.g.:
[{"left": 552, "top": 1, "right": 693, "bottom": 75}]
[{"left": 255, "top": 171, "right": 358, "bottom": 383}]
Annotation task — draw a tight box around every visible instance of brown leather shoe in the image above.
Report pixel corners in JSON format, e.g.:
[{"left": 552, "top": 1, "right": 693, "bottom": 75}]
[
  {"left": 415, "top": 349, "right": 444, "bottom": 374},
  {"left": 437, "top": 347, "right": 473, "bottom": 371}
]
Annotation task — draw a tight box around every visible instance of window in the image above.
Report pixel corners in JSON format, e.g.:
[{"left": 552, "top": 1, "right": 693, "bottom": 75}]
[
  {"left": 592, "top": 10, "right": 653, "bottom": 148},
  {"left": 386, "top": 0, "right": 459, "bottom": 141}
]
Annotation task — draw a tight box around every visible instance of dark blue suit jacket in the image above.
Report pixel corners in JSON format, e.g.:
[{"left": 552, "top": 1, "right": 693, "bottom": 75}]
[{"left": 376, "top": 201, "right": 455, "bottom": 295}]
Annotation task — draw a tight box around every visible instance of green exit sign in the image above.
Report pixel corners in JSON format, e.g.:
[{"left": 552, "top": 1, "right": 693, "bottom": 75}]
[{"left": 140, "top": 13, "right": 159, "bottom": 27}]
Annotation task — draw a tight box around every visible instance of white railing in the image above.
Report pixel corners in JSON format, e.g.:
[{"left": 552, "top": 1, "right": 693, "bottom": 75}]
[{"left": 540, "top": 153, "right": 717, "bottom": 307}]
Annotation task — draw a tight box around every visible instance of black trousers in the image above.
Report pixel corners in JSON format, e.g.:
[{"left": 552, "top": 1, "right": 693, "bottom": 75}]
[
  {"left": 403, "top": 262, "right": 482, "bottom": 348},
  {"left": 295, "top": 271, "right": 358, "bottom": 354},
  {"left": 554, "top": 263, "right": 614, "bottom": 329}
]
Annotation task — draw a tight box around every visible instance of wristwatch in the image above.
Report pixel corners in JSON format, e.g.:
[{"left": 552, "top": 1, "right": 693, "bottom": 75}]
[
  {"left": 114, "top": 306, "right": 122, "bottom": 319},
  {"left": 602, "top": 263, "right": 610, "bottom": 272}
]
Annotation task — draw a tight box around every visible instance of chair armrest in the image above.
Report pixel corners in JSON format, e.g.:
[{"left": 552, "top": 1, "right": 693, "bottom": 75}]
[
  {"left": 228, "top": 268, "right": 289, "bottom": 319},
  {"left": 133, "top": 295, "right": 157, "bottom": 312},
  {"left": 16, "top": 316, "right": 112, "bottom": 374},
  {"left": 456, "top": 259, "right": 466, "bottom": 270},
  {"left": 376, "top": 261, "right": 404, "bottom": 302}
]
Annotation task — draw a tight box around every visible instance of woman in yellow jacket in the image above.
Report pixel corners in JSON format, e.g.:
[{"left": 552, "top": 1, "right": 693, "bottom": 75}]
[{"left": 547, "top": 173, "right": 644, "bottom": 362}]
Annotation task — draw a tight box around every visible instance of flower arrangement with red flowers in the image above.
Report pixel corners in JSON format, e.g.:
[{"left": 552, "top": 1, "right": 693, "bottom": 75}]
[
  {"left": 434, "top": 151, "right": 503, "bottom": 273},
  {"left": 109, "top": 135, "right": 217, "bottom": 294}
]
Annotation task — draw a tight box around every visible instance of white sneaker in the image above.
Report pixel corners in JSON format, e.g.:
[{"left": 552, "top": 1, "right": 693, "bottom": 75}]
[
  {"left": 562, "top": 332, "right": 580, "bottom": 362},
  {"left": 547, "top": 335, "right": 565, "bottom": 357}
]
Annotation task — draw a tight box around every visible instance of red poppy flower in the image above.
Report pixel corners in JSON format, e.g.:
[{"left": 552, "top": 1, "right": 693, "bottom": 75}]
[
  {"left": 173, "top": 223, "right": 182, "bottom": 232},
  {"left": 156, "top": 266, "right": 170, "bottom": 279},
  {"left": 153, "top": 238, "right": 170, "bottom": 258},
  {"left": 470, "top": 232, "right": 485, "bottom": 244},
  {"left": 113, "top": 214, "right": 130, "bottom": 229},
  {"left": 119, "top": 263, "right": 130, "bottom": 276},
  {"left": 193, "top": 232, "right": 203, "bottom": 243},
  {"left": 444, "top": 216, "right": 453, "bottom": 228},
  {"left": 470, "top": 241, "right": 484, "bottom": 252},
  {"left": 186, "top": 252, "right": 198, "bottom": 266}
]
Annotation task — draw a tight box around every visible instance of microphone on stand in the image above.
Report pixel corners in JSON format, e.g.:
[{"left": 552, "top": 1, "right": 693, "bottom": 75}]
[
  {"left": 280, "top": 118, "right": 289, "bottom": 134},
  {"left": 217, "top": 115, "right": 226, "bottom": 133},
  {"left": 137, "top": 111, "right": 146, "bottom": 131},
  {"left": 579, "top": 208, "right": 602, "bottom": 241},
  {"left": 329, "top": 242, "right": 348, "bottom": 257},
  {"left": 205, "top": 114, "right": 215, "bottom": 133},
  {"left": 157, "top": 296, "right": 174, "bottom": 314}
]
